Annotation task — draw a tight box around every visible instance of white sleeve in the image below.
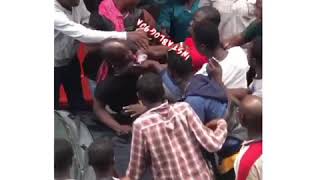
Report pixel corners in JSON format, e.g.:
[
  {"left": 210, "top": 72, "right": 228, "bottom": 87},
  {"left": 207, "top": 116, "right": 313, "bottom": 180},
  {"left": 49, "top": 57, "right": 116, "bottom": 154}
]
[{"left": 54, "top": 9, "right": 127, "bottom": 43}]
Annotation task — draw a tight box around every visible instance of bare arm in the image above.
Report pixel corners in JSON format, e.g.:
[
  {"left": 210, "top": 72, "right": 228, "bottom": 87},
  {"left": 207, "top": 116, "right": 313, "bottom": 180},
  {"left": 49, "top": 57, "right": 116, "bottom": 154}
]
[
  {"left": 227, "top": 88, "right": 250, "bottom": 101},
  {"left": 138, "top": 60, "right": 167, "bottom": 73},
  {"left": 143, "top": 9, "right": 157, "bottom": 29},
  {"left": 223, "top": 34, "right": 245, "bottom": 49},
  {"left": 93, "top": 97, "right": 131, "bottom": 134}
]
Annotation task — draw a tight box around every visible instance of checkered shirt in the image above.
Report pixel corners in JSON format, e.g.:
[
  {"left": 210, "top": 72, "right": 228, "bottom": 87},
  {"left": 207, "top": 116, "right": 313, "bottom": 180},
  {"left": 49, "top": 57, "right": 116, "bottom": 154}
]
[{"left": 126, "top": 102, "right": 228, "bottom": 180}]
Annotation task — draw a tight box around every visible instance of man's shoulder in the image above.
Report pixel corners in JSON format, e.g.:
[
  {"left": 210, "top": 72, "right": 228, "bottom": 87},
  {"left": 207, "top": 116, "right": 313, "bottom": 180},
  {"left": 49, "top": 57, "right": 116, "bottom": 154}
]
[
  {"left": 172, "top": 101, "right": 190, "bottom": 108},
  {"left": 226, "top": 47, "right": 249, "bottom": 68},
  {"left": 133, "top": 111, "right": 159, "bottom": 126}
]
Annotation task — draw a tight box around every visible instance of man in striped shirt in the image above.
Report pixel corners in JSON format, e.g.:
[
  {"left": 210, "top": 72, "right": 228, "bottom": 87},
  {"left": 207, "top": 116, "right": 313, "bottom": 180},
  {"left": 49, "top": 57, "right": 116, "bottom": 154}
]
[
  {"left": 234, "top": 95, "right": 262, "bottom": 180},
  {"left": 124, "top": 72, "right": 228, "bottom": 180}
]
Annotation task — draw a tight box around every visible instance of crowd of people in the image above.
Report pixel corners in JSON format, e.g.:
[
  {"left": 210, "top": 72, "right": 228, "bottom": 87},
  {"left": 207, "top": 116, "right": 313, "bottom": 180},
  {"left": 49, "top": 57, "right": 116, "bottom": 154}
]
[{"left": 54, "top": 0, "right": 262, "bottom": 179}]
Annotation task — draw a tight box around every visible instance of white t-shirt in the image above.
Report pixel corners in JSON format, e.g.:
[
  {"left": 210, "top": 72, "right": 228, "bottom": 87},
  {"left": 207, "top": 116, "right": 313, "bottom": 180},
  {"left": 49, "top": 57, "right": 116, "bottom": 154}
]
[
  {"left": 249, "top": 78, "right": 262, "bottom": 97},
  {"left": 196, "top": 46, "right": 250, "bottom": 88}
]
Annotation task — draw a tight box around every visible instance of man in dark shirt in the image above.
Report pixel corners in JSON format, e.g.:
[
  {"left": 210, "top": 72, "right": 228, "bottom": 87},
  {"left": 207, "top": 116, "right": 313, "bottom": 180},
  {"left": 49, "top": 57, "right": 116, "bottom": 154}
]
[
  {"left": 93, "top": 38, "right": 152, "bottom": 178},
  {"left": 93, "top": 38, "right": 139, "bottom": 135}
]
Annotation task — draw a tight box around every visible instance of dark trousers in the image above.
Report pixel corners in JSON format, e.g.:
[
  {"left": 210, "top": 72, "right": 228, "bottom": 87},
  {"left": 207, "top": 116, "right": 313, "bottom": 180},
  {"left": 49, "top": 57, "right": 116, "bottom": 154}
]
[{"left": 54, "top": 57, "right": 87, "bottom": 111}]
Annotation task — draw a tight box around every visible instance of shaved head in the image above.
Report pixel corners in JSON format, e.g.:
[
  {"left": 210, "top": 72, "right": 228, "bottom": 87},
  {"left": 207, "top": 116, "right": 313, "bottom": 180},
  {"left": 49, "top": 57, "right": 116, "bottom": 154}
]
[
  {"left": 239, "top": 95, "right": 262, "bottom": 133},
  {"left": 99, "top": 38, "right": 133, "bottom": 68}
]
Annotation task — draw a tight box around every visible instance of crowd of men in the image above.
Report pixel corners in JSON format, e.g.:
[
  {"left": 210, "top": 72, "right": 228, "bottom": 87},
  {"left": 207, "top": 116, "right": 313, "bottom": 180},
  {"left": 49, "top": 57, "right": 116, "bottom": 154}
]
[{"left": 54, "top": 0, "right": 262, "bottom": 179}]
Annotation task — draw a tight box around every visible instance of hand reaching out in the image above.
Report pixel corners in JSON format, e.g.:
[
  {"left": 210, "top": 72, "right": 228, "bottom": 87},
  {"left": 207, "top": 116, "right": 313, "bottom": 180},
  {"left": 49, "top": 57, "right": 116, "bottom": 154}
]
[{"left": 123, "top": 103, "right": 147, "bottom": 118}]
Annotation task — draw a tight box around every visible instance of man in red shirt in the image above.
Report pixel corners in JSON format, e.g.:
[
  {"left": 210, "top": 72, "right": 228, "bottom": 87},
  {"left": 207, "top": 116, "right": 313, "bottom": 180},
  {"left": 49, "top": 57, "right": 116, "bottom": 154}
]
[{"left": 124, "top": 72, "right": 228, "bottom": 180}]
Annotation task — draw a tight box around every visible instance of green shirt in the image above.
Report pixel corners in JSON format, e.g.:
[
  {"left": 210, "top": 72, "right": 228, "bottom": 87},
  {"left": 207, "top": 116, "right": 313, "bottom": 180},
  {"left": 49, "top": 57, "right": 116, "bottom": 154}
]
[
  {"left": 157, "top": 0, "right": 200, "bottom": 42},
  {"left": 242, "top": 20, "right": 262, "bottom": 43}
]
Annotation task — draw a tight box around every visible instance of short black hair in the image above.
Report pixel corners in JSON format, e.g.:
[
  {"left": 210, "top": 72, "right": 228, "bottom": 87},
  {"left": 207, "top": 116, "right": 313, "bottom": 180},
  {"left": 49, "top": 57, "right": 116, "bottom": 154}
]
[
  {"left": 54, "top": 139, "right": 74, "bottom": 174},
  {"left": 88, "top": 138, "right": 114, "bottom": 173},
  {"left": 137, "top": 72, "right": 165, "bottom": 103},
  {"left": 167, "top": 50, "right": 193, "bottom": 78},
  {"left": 192, "top": 20, "right": 220, "bottom": 50},
  {"left": 252, "top": 36, "right": 262, "bottom": 67},
  {"left": 195, "top": 6, "right": 221, "bottom": 26}
]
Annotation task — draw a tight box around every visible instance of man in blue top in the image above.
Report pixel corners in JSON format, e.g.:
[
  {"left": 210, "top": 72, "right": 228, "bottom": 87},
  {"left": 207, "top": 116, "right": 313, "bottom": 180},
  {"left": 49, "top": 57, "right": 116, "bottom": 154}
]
[
  {"left": 157, "top": 0, "right": 200, "bottom": 42},
  {"left": 130, "top": 51, "right": 247, "bottom": 180},
  {"left": 130, "top": 50, "right": 228, "bottom": 122}
]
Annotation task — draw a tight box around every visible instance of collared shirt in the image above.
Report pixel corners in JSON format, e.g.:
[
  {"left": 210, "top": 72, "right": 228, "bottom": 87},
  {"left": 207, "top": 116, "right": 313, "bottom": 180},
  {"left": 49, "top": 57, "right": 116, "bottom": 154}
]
[
  {"left": 126, "top": 102, "right": 228, "bottom": 180},
  {"left": 54, "top": 0, "right": 127, "bottom": 67},
  {"left": 157, "top": 0, "right": 200, "bottom": 42},
  {"left": 199, "top": 0, "right": 256, "bottom": 40}
]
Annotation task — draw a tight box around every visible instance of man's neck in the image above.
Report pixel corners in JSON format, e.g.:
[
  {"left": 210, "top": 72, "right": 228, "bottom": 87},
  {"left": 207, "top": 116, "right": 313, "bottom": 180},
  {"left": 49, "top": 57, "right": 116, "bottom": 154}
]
[
  {"left": 247, "top": 131, "right": 262, "bottom": 141},
  {"left": 57, "top": 0, "right": 72, "bottom": 11},
  {"left": 113, "top": 0, "right": 127, "bottom": 14},
  {"left": 145, "top": 101, "right": 164, "bottom": 110},
  {"left": 213, "top": 46, "right": 228, "bottom": 61}
]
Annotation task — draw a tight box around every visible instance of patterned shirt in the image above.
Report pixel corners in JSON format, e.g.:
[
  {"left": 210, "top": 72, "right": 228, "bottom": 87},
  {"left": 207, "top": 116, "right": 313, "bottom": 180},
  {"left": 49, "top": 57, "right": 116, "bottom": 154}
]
[{"left": 126, "top": 102, "right": 228, "bottom": 180}]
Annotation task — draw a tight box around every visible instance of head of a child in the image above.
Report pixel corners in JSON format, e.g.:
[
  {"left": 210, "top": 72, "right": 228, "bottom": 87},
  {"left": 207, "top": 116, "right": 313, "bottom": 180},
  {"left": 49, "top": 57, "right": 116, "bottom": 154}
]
[
  {"left": 192, "top": 20, "right": 220, "bottom": 58},
  {"left": 166, "top": 50, "right": 193, "bottom": 86},
  {"left": 88, "top": 138, "right": 114, "bottom": 179},
  {"left": 238, "top": 95, "right": 262, "bottom": 137},
  {"left": 189, "top": 6, "right": 221, "bottom": 33},
  {"left": 54, "top": 139, "right": 74, "bottom": 179},
  {"left": 248, "top": 37, "right": 262, "bottom": 73},
  {"left": 99, "top": 38, "right": 136, "bottom": 74},
  {"left": 137, "top": 72, "right": 165, "bottom": 107}
]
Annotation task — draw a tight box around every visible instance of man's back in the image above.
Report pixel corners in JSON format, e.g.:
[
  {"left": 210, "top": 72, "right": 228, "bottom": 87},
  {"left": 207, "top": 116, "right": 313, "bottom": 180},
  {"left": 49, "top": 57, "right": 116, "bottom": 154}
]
[{"left": 127, "top": 102, "right": 227, "bottom": 180}]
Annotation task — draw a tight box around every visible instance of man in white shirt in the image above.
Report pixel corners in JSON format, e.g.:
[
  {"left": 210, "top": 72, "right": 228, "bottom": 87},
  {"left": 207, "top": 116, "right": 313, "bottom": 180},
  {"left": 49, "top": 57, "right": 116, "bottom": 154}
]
[
  {"left": 192, "top": 20, "right": 249, "bottom": 100},
  {"left": 54, "top": 0, "right": 148, "bottom": 110},
  {"left": 198, "top": 0, "right": 256, "bottom": 41}
]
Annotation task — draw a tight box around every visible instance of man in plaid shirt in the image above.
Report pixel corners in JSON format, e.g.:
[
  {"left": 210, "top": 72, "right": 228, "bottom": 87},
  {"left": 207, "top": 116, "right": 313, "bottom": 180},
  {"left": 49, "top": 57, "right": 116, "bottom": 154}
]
[{"left": 124, "top": 72, "right": 228, "bottom": 180}]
